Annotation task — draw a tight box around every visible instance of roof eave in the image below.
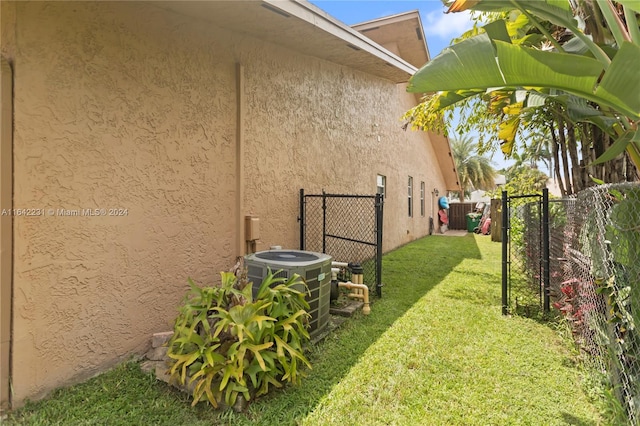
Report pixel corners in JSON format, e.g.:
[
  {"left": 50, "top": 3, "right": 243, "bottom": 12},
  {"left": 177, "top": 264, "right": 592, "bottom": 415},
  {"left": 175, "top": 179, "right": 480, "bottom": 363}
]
[{"left": 267, "top": 0, "right": 417, "bottom": 81}]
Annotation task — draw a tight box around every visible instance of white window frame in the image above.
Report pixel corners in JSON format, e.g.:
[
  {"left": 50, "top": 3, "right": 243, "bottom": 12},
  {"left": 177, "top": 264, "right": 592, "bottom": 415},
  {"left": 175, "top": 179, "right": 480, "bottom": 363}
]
[
  {"left": 420, "top": 181, "right": 425, "bottom": 217},
  {"left": 377, "top": 174, "right": 386, "bottom": 199}
]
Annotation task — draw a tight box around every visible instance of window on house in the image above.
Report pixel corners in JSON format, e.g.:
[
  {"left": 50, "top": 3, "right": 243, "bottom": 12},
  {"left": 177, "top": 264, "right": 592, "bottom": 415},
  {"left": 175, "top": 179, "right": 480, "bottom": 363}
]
[
  {"left": 376, "top": 174, "right": 386, "bottom": 199},
  {"left": 408, "top": 176, "right": 413, "bottom": 217},
  {"left": 420, "top": 181, "right": 425, "bottom": 217}
]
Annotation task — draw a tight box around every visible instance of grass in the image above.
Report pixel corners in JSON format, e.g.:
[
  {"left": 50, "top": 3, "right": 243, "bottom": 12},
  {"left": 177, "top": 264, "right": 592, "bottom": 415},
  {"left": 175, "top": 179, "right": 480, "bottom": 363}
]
[{"left": 6, "top": 234, "right": 604, "bottom": 425}]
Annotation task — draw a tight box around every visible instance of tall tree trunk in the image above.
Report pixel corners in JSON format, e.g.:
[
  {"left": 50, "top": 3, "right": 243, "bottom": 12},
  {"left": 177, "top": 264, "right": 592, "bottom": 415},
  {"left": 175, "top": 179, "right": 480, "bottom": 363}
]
[
  {"left": 556, "top": 114, "right": 574, "bottom": 194},
  {"left": 549, "top": 121, "right": 566, "bottom": 196},
  {"left": 581, "top": 123, "right": 594, "bottom": 186},
  {"left": 601, "top": 132, "right": 624, "bottom": 183},
  {"left": 593, "top": 128, "right": 607, "bottom": 182},
  {"left": 627, "top": 152, "right": 640, "bottom": 181},
  {"left": 588, "top": 125, "right": 632, "bottom": 183},
  {"left": 566, "top": 122, "right": 583, "bottom": 192}
]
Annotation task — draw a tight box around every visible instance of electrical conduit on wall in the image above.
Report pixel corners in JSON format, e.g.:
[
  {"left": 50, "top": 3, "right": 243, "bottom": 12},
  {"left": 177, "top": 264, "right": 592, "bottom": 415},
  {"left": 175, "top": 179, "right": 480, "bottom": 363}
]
[{"left": 236, "top": 63, "right": 245, "bottom": 257}]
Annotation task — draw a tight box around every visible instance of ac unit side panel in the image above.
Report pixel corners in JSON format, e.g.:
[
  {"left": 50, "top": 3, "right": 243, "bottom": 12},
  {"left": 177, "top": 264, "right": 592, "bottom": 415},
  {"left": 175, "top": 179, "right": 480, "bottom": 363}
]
[{"left": 244, "top": 251, "right": 332, "bottom": 339}]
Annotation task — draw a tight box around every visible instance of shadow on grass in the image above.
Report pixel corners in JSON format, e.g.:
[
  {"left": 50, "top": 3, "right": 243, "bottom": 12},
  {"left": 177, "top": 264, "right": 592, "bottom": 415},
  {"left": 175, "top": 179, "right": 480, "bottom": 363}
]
[
  {"left": 561, "top": 412, "right": 598, "bottom": 426},
  {"left": 235, "top": 234, "right": 481, "bottom": 425}
]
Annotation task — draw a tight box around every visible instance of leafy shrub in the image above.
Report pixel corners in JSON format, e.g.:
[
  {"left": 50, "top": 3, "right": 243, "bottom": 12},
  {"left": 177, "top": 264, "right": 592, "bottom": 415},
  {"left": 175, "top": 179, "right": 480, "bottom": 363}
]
[{"left": 167, "top": 270, "right": 312, "bottom": 409}]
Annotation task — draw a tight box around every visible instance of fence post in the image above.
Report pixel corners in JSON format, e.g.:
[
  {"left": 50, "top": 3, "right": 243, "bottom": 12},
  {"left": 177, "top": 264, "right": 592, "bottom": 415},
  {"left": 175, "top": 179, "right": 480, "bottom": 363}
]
[
  {"left": 502, "top": 190, "right": 508, "bottom": 316},
  {"left": 322, "top": 190, "right": 327, "bottom": 254},
  {"left": 299, "top": 188, "right": 305, "bottom": 251},
  {"left": 375, "top": 193, "right": 383, "bottom": 297},
  {"left": 542, "top": 188, "right": 550, "bottom": 314}
]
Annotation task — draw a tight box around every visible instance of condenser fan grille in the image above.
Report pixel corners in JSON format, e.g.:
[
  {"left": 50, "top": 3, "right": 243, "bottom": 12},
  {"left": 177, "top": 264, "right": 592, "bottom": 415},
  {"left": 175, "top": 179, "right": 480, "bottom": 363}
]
[{"left": 254, "top": 251, "right": 319, "bottom": 262}]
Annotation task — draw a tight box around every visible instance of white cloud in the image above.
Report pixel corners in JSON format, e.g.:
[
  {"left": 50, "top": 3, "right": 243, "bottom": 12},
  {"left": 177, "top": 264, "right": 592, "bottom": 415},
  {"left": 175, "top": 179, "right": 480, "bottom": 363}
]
[{"left": 422, "top": 9, "right": 475, "bottom": 41}]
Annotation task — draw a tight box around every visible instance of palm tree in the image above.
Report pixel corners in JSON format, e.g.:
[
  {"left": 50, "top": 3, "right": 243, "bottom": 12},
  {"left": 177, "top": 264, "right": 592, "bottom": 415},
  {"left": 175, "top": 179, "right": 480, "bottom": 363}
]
[
  {"left": 450, "top": 136, "right": 497, "bottom": 201},
  {"left": 506, "top": 133, "right": 552, "bottom": 176},
  {"left": 524, "top": 130, "right": 552, "bottom": 170}
]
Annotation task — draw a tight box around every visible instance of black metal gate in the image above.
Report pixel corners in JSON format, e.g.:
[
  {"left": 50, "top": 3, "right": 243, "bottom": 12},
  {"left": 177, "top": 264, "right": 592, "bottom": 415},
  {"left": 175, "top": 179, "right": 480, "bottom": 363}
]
[
  {"left": 299, "top": 189, "right": 383, "bottom": 297},
  {"left": 501, "top": 189, "right": 550, "bottom": 315}
]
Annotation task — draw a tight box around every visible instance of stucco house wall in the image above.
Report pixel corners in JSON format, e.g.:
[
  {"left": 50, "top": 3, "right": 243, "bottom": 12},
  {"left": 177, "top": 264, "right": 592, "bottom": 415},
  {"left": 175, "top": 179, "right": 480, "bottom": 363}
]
[
  {"left": 242, "top": 48, "right": 444, "bottom": 250},
  {"left": 1, "top": 1, "right": 452, "bottom": 405}
]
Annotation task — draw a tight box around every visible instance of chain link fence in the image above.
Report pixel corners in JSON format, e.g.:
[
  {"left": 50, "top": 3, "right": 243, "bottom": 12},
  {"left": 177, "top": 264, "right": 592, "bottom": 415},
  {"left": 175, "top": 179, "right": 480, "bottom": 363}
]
[
  {"left": 505, "top": 194, "right": 544, "bottom": 315},
  {"left": 299, "top": 191, "right": 383, "bottom": 296},
  {"left": 507, "top": 183, "right": 640, "bottom": 424}
]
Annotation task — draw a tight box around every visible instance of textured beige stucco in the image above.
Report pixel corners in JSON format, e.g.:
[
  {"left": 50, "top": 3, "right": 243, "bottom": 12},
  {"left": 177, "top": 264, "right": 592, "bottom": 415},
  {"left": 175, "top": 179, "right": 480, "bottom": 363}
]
[{"left": 5, "top": 1, "right": 449, "bottom": 404}]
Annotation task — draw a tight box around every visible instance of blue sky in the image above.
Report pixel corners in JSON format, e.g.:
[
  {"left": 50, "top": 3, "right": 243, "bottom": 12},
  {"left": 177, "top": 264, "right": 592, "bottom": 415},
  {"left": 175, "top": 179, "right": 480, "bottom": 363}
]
[{"left": 309, "top": 0, "right": 475, "bottom": 59}]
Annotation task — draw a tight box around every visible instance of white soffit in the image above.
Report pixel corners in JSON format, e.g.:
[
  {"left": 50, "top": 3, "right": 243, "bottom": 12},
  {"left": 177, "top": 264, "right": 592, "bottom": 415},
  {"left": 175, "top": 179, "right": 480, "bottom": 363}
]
[
  {"left": 153, "top": 0, "right": 417, "bottom": 83},
  {"left": 352, "top": 10, "right": 430, "bottom": 69}
]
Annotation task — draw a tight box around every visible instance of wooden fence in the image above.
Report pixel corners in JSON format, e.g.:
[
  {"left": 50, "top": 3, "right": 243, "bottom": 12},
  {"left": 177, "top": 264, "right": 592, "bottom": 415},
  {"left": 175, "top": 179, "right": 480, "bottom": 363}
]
[{"left": 447, "top": 202, "right": 477, "bottom": 230}]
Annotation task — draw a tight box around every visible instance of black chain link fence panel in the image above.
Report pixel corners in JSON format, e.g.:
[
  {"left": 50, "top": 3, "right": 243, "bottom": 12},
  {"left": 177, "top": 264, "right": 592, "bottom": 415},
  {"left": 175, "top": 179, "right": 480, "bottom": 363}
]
[
  {"left": 507, "top": 195, "right": 543, "bottom": 315},
  {"left": 302, "top": 194, "right": 380, "bottom": 291},
  {"left": 510, "top": 183, "right": 640, "bottom": 424}
]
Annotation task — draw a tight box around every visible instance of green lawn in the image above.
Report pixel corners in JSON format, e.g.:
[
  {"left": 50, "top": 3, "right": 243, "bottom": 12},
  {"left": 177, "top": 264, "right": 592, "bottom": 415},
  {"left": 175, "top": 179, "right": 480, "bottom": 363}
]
[{"left": 6, "top": 234, "right": 604, "bottom": 425}]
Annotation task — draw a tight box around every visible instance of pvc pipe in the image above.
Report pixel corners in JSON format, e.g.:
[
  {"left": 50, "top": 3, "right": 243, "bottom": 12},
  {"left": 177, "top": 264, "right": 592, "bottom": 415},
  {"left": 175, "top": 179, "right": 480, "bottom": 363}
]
[
  {"left": 337, "top": 281, "right": 370, "bottom": 315},
  {"left": 331, "top": 262, "right": 369, "bottom": 313},
  {"left": 352, "top": 273, "right": 363, "bottom": 296}
]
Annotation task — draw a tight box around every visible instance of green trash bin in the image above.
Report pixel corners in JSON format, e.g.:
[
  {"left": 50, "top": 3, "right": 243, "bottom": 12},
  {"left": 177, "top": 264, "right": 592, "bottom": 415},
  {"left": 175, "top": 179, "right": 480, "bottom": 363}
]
[{"left": 466, "top": 213, "right": 481, "bottom": 232}]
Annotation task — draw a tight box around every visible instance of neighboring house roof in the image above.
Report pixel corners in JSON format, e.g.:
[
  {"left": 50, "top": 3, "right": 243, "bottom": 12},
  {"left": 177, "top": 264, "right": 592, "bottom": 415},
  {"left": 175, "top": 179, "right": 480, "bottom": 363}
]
[{"left": 153, "top": 0, "right": 416, "bottom": 83}]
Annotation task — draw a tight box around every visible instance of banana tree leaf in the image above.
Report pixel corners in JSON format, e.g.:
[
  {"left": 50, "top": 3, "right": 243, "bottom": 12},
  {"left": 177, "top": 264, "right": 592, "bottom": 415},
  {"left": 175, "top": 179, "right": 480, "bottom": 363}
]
[
  {"left": 407, "top": 34, "right": 504, "bottom": 92},
  {"left": 515, "top": 90, "right": 527, "bottom": 103},
  {"left": 599, "top": 0, "right": 629, "bottom": 47},
  {"left": 408, "top": 34, "right": 640, "bottom": 119},
  {"left": 514, "top": 33, "right": 545, "bottom": 47},
  {"left": 526, "top": 92, "right": 548, "bottom": 107},
  {"left": 524, "top": 91, "right": 618, "bottom": 132},
  {"left": 451, "top": 0, "right": 612, "bottom": 66},
  {"left": 500, "top": 138, "right": 516, "bottom": 156},
  {"left": 594, "top": 42, "right": 640, "bottom": 118},
  {"left": 494, "top": 41, "right": 602, "bottom": 95},
  {"left": 516, "top": 1, "right": 576, "bottom": 30},
  {"left": 583, "top": 115, "right": 620, "bottom": 132},
  {"left": 483, "top": 19, "right": 511, "bottom": 43},
  {"left": 502, "top": 102, "right": 523, "bottom": 115},
  {"left": 555, "top": 95, "right": 603, "bottom": 121},
  {"left": 507, "top": 11, "right": 530, "bottom": 35},
  {"left": 616, "top": 0, "right": 640, "bottom": 14},
  {"left": 498, "top": 115, "right": 520, "bottom": 150},
  {"left": 432, "top": 90, "right": 483, "bottom": 109},
  {"left": 408, "top": 34, "right": 601, "bottom": 95},
  {"left": 592, "top": 131, "right": 634, "bottom": 165},
  {"left": 449, "top": 0, "right": 576, "bottom": 29},
  {"left": 562, "top": 36, "right": 589, "bottom": 55},
  {"left": 557, "top": 95, "right": 618, "bottom": 131},
  {"left": 625, "top": 5, "right": 640, "bottom": 44}
]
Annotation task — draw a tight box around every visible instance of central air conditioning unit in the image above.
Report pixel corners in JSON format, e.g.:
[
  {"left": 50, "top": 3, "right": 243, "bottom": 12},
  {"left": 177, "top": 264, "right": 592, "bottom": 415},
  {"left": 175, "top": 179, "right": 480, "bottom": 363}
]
[{"left": 244, "top": 249, "right": 332, "bottom": 339}]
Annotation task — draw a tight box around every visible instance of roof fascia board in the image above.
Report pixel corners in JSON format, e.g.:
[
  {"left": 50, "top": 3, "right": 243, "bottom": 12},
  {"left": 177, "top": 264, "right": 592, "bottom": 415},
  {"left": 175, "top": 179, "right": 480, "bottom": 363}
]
[
  {"left": 415, "top": 13, "right": 431, "bottom": 61},
  {"left": 428, "top": 131, "right": 462, "bottom": 192},
  {"left": 353, "top": 10, "right": 420, "bottom": 29},
  {"left": 264, "top": 0, "right": 417, "bottom": 76}
]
